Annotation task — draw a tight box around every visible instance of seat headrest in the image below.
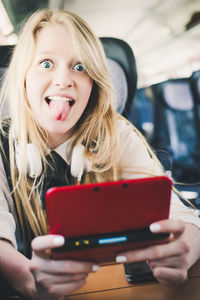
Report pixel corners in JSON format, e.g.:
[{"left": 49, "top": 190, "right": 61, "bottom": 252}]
[
  {"left": 100, "top": 37, "right": 137, "bottom": 117},
  {"left": 106, "top": 58, "right": 128, "bottom": 114},
  {"left": 160, "top": 80, "right": 194, "bottom": 111}
]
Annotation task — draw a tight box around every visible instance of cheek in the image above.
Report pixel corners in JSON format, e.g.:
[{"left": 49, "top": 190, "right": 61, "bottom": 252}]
[
  {"left": 25, "top": 71, "right": 37, "bottom": 104},
  {"left": 25, "top": 71, "right": 47, "bottom": 106},
  {"left": 82, "top": 78, "right": 93, "bottom": 103}
]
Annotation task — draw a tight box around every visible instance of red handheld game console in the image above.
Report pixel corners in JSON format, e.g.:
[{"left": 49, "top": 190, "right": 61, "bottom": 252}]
[{"left": 45, "top": 176, "right": 172, "bottom": 264}]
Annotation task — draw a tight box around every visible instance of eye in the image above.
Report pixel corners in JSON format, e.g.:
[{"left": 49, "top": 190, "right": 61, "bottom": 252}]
[
  {"left": 74, "top": 63, "right": 84, "bottom": 72},
  {"left": 40, "top": 60, "right": 53, "bottom": 69}
]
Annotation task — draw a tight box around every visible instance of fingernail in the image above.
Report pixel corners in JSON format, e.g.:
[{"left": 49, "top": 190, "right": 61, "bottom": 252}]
[
  {"left": 53, "top": 236, "right": 65, "bottom": 246},
  {"left": 116, "top": 255, "right": 127, "bottom": 263},
  {"left": 150, "top": 223, "right": 161, "bottom": 233},
  {"left": 92, "top": 265, "right": 100, "bottom": 272}
]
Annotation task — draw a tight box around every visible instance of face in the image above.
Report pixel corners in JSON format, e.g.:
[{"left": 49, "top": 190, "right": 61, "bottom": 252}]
[{"left": 26, "top": 24, "right": 93, "bottom": 148}]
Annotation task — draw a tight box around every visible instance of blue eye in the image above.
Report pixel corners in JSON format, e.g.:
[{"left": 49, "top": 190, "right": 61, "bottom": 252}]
[
  {"left": 74, "top": 63, "right": 84, "bottom": 72},
  {"left": 40, "top": 60, "right": 52, "bottom": 69}
]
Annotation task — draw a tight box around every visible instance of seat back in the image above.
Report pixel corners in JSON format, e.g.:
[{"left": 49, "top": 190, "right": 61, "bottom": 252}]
[
  {"left": 191, "top": 70, "right": 200, "bottom": 101},
  {"left": 190, "top": 70, "right": 200, "bottom": 134},
  {"left": 128, "top": 88, "right": 154, "bottom": 140},
  {"left": 100, "top": 37, "right": 137, "bottom": 117},
  {"left": 0, "top": 67, "right": 9, "bottom": 118},
  {"left": 0, "top": 45, "right": 14, "bottom": 118},
  {"left": 0, "top": 45, "right": 13, "bottom": 68},
  {"left": 151, "top": 78, "right": 200, "bottom": 183}
]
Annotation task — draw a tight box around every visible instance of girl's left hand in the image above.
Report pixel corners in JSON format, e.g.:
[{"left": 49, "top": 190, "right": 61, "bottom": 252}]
[{"left": 116, "top": 219, "right": 190, "bottom": 286}]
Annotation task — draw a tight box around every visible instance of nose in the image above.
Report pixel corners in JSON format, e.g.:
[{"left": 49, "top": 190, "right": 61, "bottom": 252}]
[{"left": 52, "top": 67, "right": 73, "bottom": 88}]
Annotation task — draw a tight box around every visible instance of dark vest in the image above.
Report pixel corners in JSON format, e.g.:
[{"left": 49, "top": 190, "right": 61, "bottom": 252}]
[{"left": 0, "top": 120, "right": 76, "bottom": 258}]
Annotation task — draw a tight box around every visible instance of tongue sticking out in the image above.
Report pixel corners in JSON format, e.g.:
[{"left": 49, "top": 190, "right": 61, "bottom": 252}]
[{"left": 49, "top": 100, "right": 71, "bottom": 121}]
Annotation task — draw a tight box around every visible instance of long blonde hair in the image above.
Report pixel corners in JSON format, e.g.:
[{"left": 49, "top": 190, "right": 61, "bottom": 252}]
[{"left": 0, "top": 9, "right": 119, "bottom": 244}]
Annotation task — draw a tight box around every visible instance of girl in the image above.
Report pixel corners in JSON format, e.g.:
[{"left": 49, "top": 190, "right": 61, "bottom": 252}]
[{"left": 0, "top": 9, "right": 200, "bottom": 300}]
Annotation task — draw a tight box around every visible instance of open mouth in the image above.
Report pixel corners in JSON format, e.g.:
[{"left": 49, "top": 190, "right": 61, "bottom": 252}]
[
  {"left": 45, "top": 95, "right": 75, "bottom": 121},
  {"left": 45, "top": 96, "right": 75, "bottom": 107}
]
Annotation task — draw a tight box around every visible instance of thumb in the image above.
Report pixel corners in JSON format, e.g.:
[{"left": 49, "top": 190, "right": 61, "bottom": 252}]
[{"left": 31, "top": 235, "right": 65, "bottom": 258}]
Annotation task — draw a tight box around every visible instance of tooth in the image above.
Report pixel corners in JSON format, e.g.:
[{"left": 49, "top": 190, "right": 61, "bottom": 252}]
[{"left": 48, "top": 96, "right": 72, "bottom": 101}]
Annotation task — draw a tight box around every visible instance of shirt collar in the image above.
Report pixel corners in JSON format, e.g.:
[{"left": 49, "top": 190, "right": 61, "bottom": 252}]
[{"left": 53, "top": 138, "right": 73, "bottom": 165}]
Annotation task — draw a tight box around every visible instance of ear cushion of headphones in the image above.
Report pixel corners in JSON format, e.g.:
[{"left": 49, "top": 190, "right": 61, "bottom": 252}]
[
  {"left": 15, "top": 142, "right": 42, "bottom": 178},
  {"left": 26, "top": 144, "right": 43, "bottom": 178},
  {"left": 70, "top": 144, "right": 85, "bottom": 181},
  {"left": 71, "top": 144, "right": 92, "bottom": 181}
]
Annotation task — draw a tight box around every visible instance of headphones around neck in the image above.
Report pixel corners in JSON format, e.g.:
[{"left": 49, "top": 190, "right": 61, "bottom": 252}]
[
  {"left": 14, "top": 140, "right": 43, "bottom": 178},
  {"left": 14, "top": 140, "right": 92, "bottom": 181}
]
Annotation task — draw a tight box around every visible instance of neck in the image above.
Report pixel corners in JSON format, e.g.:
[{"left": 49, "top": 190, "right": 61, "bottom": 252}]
[{"left": 47, "top": 131, "right": 73, "bottom": 149}]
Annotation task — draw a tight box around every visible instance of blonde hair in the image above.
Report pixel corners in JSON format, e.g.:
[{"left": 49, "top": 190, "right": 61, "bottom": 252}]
[{"left": 0, "top": 9, "right": 121, "bottom": 247}]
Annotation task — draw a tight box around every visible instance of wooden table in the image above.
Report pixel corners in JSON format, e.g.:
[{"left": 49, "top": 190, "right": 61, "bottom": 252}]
[
  {"left": 66, "top": 260, "right": 200, "bottom": 300},
  {"left": 1, "top": 260, "right": 200, "bottom": 299}
]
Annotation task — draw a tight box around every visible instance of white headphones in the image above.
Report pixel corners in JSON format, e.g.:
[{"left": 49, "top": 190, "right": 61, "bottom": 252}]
[
  {"left": 14, "top": 141, "right": 43, "bottom": 178},
  {"left": 70, "top": 143, "right": 92, "bottom": 182},
  {"left": 14, "top": 139, "right": 92, "bottom": 181}
]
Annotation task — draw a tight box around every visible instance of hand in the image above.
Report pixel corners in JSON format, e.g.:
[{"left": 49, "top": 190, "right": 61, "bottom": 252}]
[
  {"left": 30, "top": 235, "right": 99, "bottom": 300},
  {"left": 116, "top": 219, "right": 190, "bottom": 286}
]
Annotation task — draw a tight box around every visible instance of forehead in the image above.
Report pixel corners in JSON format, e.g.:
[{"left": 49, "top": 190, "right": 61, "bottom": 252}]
[{"left": 35, "top": 24, "right": 74, "bottom": 53}]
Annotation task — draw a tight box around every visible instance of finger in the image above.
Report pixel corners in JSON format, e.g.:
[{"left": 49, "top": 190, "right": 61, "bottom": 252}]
[
  {"left": 32, "top": 235, "right": 65, "bottom": 252},
  {"left": 149, "top": 219, "right": 185, "bottom": 240},
  {"left": 30, "top": 256, "right": 99, "bottom": 274},
  {"left": 32, "top": 271, "right": 88, "bottom": 285},
  {"left": 116, "top": 238, "right": 189, "bottom": 263},
  {"left": 148, "top": 255, "right": 188, "bottom": 269},
  {"left": 41, "top": 278, "right": 87, "bottom": 296},
  {"left": 31, "top": 235, "right": 65, "bottom": 259},
  {"left": 152, "top": 266, "right": 188, "bottom": 286}
]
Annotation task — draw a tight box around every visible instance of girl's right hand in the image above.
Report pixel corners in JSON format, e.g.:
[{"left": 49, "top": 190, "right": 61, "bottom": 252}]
[{"left": 30, "top": 235, "right": 99, "bottom": 300}]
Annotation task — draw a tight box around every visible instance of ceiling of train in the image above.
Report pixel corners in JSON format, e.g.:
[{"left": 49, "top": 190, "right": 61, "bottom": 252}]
[{"left": 1, "top": 0, "right": 200, "bottom": 87}]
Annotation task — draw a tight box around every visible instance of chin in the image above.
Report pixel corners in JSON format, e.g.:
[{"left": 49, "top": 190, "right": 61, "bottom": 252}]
[{"left": 46, "top": 123, "right": 73, "bottom": 139}]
